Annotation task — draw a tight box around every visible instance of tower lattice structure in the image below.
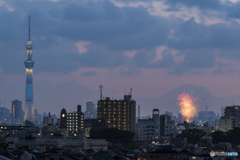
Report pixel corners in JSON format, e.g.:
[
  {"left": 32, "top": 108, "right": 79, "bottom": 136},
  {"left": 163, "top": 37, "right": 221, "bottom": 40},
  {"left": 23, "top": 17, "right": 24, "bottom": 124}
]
[{"left": 24, "top": 16, "right": 35, "bottom": 122}]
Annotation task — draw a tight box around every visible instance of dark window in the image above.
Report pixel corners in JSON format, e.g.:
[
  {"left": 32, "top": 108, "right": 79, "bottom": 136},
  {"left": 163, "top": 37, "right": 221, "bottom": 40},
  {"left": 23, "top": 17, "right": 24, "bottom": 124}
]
[{"left": 50, "top": 158, "right": 54, "bottom": 160}]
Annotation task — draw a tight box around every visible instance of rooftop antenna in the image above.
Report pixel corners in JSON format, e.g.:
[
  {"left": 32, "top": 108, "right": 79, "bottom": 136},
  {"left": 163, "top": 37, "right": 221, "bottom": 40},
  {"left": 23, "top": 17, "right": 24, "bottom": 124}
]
[
  {"left": 130, "top": 88, "right": 132, "bottom": 96},
  {"left": 99, "top": 85, "right": 103, "bottom": 100},
  {"left": 28, "top": 15, "right": 31, "bottom": 40},
  {"left": 4, "top": 98, "right": 5, "bottom": 108}
]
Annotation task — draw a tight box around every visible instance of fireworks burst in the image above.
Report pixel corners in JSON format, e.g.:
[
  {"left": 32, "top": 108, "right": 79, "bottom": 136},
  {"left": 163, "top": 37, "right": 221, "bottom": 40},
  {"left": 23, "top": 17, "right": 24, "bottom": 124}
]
[{"left": 178, "top": 92, "right": 199, "bottom": 123}]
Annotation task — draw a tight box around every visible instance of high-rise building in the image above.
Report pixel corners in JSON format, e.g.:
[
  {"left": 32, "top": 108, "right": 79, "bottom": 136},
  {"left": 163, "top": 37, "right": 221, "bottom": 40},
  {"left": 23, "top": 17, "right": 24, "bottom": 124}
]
[
  {"left": 11, "top": 100, "right": 22, "bottom": 124},
  {"left": 219, "top": 105, "right": 240, "bottom": 132},
  {"left": 221, "top": 107, "right": 225, "bottom": 116},
  {"left": 97, "top": 95, "right": 136, "bottom": 132},
  {"left": 60, "top": 105, "right": 84, "bottom": 137},
  {"left": 51, "top": 114, "right": 58, "bottom": 125},
  {"left": 43, "top": 112, "right": 54, "bottom": 126},
  {"left": 0, "top": 107, "right": 10, "bottom": 123},
  {"left": 34, "top": 109, "right": 42, "bottom": 122},
  {"left": 84, "top": 102, "right": 97, "bottom": 119},
  {"left": 24, "top": 16, "right": 35, "bottom": 122}
]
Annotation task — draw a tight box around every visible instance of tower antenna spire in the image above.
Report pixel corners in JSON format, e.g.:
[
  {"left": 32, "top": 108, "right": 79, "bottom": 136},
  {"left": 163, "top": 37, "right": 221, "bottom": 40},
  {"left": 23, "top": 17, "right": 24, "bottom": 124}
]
[{"left": 28, "top": 15, "right": 31, "bottom": 40}]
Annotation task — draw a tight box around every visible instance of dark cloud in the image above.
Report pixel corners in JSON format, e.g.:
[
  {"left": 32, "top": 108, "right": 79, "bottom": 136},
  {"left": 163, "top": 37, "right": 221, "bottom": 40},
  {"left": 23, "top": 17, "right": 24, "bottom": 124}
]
[
  {"left": 1, "top": 0, "right": 240, "bottom": 75},
  {"left": 59, "top": 2, "right": 169, "bottom": 50}
]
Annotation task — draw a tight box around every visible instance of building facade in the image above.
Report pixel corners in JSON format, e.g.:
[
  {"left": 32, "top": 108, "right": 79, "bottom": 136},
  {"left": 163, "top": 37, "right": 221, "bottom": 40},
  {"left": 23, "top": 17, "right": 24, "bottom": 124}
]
[
  {"left": 83, "top": 118, "right": 109, "bottom": 137},
  {"left": 11, "top": 100, "right": 22, "bottom": 124},
  {"left": 160, "top": 114, "right": 179, "bottom": 136},
  {"left": 24, "top": 16, "right": 35, "bottom": 122},
  {"left": 137, "top": 109, "right": 160, "bottom": 140},
  {"left": 60, "top": 105, "right": 84, "bottom": 137},
  {"left": 84, "top": 102, "right": 97, "bottom": 119},
  {"left": 97, "top": 95, "right": 136, "bottom": 132},
  {"left": 43, "top": 112, "right": 54, "bottom": 126},
  {"left": 219, "top": 105, "right": 240, "bottom": 132}
]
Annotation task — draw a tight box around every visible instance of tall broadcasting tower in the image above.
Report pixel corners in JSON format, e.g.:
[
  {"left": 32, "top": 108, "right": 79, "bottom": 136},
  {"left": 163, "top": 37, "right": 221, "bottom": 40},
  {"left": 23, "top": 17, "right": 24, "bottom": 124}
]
[{"left": 24, "top": 16, "right": 35, "bottom": 121}]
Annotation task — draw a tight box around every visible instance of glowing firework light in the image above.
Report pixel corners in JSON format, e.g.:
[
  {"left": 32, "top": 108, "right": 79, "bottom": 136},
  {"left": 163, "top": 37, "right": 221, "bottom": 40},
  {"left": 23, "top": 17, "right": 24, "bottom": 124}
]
[{"left": 178, "top": 92, "right": 199, "bottom": 123}]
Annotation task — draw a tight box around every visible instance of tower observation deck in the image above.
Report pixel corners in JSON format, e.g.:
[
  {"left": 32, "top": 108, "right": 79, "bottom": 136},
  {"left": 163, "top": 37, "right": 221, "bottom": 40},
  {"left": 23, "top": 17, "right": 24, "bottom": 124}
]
[{"left": 24, "top": 16, "right": 35, "bottom": 122}]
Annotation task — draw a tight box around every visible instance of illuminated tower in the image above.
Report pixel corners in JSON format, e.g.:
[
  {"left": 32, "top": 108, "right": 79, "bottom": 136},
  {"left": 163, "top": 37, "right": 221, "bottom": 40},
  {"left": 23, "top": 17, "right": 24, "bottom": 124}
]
[{"left": 24, "top": 16, "right": 35, "bottom": 122}]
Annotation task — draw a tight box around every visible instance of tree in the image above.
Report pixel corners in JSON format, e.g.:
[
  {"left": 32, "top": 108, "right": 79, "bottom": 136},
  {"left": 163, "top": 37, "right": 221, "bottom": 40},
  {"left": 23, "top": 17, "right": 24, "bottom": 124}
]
[
  {"left": 212, "top": 127, "right": 240, "bottom": 144},
  {"left": 176, "top": 129, "right": 206, "bottom": 144},
  {"left": 90, "top": 128, "right": 134, "bottom": 144},
  {"left": 225, "top": 127, "right": 240, "bottom": 144},
  {"left": 212, "top": 131, "right": 226, "bottom": 144}
]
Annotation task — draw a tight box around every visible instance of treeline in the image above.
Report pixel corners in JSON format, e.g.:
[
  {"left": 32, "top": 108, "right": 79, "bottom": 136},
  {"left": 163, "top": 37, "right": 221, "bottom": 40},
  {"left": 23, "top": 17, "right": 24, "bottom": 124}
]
[{"left": 212, "top": 127, "right": 240, "bottom": 144}]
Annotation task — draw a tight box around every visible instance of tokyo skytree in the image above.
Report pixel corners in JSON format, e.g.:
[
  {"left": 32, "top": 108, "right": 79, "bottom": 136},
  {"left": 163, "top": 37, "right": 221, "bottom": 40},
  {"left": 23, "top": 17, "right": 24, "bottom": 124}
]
[{"left": 24, "top": 16, "right": 35, "bottom": 122}]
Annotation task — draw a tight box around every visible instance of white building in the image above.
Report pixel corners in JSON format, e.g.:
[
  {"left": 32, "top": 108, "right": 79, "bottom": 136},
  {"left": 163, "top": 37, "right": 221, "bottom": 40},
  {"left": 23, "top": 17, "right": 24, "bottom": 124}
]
[
  {"left": 137, "top": 109, "right": 160, "bottom": 140},
  {"left": 160, "top": 114, "right": 179, "bottom": 136}
]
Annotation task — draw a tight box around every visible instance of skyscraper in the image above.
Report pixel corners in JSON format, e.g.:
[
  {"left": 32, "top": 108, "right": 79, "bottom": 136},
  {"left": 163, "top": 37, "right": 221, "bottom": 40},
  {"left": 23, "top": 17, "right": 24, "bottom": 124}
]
[
  {"left": 12, "top": 100, "right": 22, "bottom": 124},
  {"left": 24, "top": 16, "right": 35, "bottom": 122},
  {"left": 84, "top": 102, "right": 97, "bottom": 119}
]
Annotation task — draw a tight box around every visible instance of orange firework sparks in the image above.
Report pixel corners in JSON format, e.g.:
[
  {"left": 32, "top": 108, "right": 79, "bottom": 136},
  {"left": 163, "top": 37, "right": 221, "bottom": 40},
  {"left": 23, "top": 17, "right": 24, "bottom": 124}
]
[{"left": 178, "top": 93, "right": 198, "bottom": 123}]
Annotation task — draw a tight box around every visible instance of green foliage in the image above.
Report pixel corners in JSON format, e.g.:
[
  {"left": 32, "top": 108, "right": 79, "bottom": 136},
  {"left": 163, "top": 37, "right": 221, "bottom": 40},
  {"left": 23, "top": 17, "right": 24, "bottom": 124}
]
[
  {"left": 212, "top": 127, "right": 240, "bottom": 144},
  {"left": 176, "top": 129, "right": 206, "bottom": 144},
  {"left": 25, "top": 135, "right": 35, "bottom": 140},
  {"left": 90, "top": 128, "right": 134, "bottom": 144}
]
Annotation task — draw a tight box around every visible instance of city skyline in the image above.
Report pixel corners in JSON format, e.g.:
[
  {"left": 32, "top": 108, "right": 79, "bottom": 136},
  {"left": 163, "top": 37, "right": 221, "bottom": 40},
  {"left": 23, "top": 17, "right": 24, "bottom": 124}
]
[{"left": 1, "top": 0, "right": 240, "bottom": 116}]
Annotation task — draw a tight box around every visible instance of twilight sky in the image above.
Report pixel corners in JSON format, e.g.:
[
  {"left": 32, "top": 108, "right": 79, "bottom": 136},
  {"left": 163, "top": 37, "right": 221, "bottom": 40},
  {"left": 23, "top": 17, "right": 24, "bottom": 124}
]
[{"left": 1, "top": 0, "right": 240, "bottom": 117}]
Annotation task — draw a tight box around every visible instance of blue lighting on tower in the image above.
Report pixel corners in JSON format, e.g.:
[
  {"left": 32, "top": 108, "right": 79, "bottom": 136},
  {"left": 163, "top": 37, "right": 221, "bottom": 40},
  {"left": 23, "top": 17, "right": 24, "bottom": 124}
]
[{"left": 24, "top": 15, "right": 35, "bottom": 122}]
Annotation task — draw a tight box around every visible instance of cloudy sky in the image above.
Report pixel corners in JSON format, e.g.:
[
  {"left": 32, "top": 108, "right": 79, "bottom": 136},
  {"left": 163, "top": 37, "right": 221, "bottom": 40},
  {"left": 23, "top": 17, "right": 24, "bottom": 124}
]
[{"left": 1, "top": 0, "right": 240, "bottom": 117}]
